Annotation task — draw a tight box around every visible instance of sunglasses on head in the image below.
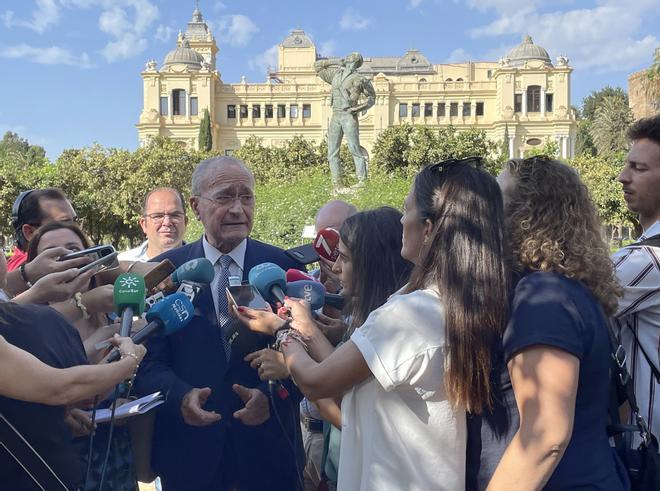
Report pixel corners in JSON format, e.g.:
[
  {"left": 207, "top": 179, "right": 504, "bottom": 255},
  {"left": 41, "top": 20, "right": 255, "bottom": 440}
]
[{"left": 428, "top": 156, "right": 484, "bottom": 172}]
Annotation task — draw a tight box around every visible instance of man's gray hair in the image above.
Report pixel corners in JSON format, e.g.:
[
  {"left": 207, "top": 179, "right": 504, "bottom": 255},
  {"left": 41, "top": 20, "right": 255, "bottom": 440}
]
[{"left": 191, "top": 156, "right": 254, "bottom": 196}]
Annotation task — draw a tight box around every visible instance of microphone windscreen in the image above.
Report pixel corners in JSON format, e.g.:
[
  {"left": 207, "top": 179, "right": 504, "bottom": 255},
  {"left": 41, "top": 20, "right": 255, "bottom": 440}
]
[
  {"left": 285, "top": 280, "right": 325, "bottom": 311},
  {"left": 113, "top": 273, "right": 146, "bottom": 315},
  {"left": 313, "top": 228, "right": 340, "bottom": 261},
  {"left": 248, "top": 263, "right": 287, "bottom": 302},
  {"left": 146, "top": 292, "right": 194, "bottom": 336},
  {"left": 285, "top": 269, "right": 318, "bottom": 283},
  {"left": 171, "top": 258, "right": 215, "bottom": 285}
]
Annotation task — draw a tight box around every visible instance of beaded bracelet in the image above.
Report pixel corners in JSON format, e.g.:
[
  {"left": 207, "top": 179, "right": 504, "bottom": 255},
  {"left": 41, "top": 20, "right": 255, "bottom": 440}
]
[
  {"left": 19, "top": 264, "right": 33, "bottom": 288},
  {"left": 73, "top": 292, "right": 91, "bottom": 320},
  {"left": 120, "top": 352, "right": 140, "bottom": 386}
]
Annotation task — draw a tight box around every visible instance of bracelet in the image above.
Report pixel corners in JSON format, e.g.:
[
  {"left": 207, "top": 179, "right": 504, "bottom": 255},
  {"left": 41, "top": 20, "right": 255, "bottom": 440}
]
[
  {"left": 73, "top": 292, "right": 91, "bottom": 320},
  {"left": 19, "top": 264, "right": 33, "bottom": 288},
  {"left": 274, "top": 327, "right": 309, "bottom": 353},
  {"left": 120, "top": 352, "right": 140, "bottom": 385},
  {"left": 273, "top": 319, "right": 292, "bottom": 336}
]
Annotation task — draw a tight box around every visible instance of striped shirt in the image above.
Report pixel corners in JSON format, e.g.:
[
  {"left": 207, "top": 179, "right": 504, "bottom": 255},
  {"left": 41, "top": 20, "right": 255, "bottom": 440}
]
[{"left": 612, "top": 220, "right": 660, "bottom": 442}]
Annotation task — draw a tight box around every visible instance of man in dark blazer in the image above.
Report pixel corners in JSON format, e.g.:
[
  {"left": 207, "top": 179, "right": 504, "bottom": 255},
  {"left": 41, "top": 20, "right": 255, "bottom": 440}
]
[{"left": 136, "top": 157, "right": 304, "bottom": 490}]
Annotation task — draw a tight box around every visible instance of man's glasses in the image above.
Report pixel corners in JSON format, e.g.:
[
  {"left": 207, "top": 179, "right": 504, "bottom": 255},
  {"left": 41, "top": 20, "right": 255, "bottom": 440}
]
[
  {"left": 144, "top": 212, "right": 186, "bottom": 224},
  {"left": 196, "top": 194, "right": 255, "bottom": 207},
  {"left": 428, "top": 156, "right": 484, "bottom": 172}
]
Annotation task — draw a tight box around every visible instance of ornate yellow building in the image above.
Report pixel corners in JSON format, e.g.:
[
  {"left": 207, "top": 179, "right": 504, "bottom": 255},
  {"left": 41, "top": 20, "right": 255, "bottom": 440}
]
[{"left": 137, "top": 7, "right": 577, "bottom": 159}]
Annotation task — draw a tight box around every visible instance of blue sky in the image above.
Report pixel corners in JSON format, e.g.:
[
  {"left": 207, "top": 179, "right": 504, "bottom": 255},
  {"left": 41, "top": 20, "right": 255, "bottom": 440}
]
[{"left": 1, "top": 0, "right": 658, "bottom": 159}]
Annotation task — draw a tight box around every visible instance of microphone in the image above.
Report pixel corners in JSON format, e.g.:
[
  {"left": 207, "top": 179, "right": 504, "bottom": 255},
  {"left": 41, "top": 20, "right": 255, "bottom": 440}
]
[
  {"left": 313, "top": 227, "right": 340, "bottom": 262},
  {"left": 107, "top": 293, "right": 194, "bottom": 362},
  {"left": 151, "top": 258, "right": 215, "bottom": 295},
  {"left": 113, "top": 273, "right": 146, "bottom": 337},
  {"left": 285, "top": 269, "right": 319, "bottom": 284},
  {"left": 248, "top": 263, "right": 287, "bottom": 305},
  {"left": 286, "top": 280, "right": 344, "bottom": 310}
]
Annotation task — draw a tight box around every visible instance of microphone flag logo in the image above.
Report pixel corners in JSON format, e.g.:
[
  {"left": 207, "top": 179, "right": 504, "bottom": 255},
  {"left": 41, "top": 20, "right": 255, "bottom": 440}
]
[{"left": 119, "top": 275, "right": 140, "bottom": 289}]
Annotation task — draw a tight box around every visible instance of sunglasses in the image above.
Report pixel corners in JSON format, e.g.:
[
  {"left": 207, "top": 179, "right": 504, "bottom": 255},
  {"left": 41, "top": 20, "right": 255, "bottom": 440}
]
[{"left": 428, "top": 156, "right": 484, "bottom": 172}]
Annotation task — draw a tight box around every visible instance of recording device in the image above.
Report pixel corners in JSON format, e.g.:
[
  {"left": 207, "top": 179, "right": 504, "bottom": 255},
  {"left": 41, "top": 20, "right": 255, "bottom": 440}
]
[
  {"left": 248, "top": 263, "right": 287, "bottom": 305},
  {"left": 286, "top": 280, "right": 345, "bottom": 310},
  {"left": 226, "top": 284, "right": 271, "bottom": 312},
  {"left": 284, "top": 244, "right": 319, "bottom": 265},
  {"left": 113, "top": 273, "right": 146, "bottom": 337},
  {"left": 106, "top": 293, "right": 194, "bottom": 362},
  {"left": 144, "top": 280, "right": 206, "bottom": 311},
  {"left": 78, "top": 251, "right": 120, "bottom": 275},
  {"left": 142, "top": 259, "right": 176, "bottom": 291},
  {"left": 59, "top": 244, "right": 118, "bottom": 267},
  {"left": 284, "top": 227, "right": 341, "bottom": 265},
  {"left": 150, "top": 258, "right": 214, "bottom": 295}
]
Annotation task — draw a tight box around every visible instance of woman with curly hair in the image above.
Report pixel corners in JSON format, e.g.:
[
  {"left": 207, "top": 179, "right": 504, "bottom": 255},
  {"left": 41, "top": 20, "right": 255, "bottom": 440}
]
[{"left": 477, "top": 157, "right": 628, "bottom": 490}]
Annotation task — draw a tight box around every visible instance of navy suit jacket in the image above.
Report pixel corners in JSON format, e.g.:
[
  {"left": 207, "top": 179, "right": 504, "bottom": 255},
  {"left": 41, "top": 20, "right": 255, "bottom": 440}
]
[{"left": 135, "top": 237, "right": 304, "bottom": 490}]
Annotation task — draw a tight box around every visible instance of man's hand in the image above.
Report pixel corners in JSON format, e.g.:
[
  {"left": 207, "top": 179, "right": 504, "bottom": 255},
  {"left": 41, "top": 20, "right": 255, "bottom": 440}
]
[
  {"left": 318, "top": 257, "right": 340, "bottom": 294},
  {"left": 233, "top": 384, "right": 270, "bottom": 426},
  {"left": 13, "top": 268, "right": 96, "bottom": 305},
  {"left": 81, "top": 285, "right": 115, "bottom": 313},
  {"left": 64, "top": 408, "right": 96, "bottom": 437},
  {"left": 245, "top": 349, "right": 289, "bottom": 381},
  {"left": 181, "top": 387, "right": 221, "bottom": 427}
]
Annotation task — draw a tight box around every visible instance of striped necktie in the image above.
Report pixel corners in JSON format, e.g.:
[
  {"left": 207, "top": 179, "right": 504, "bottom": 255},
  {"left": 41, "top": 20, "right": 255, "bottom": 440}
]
[{"left": 215, "top": 254, "right": 234, "bottom": 360}]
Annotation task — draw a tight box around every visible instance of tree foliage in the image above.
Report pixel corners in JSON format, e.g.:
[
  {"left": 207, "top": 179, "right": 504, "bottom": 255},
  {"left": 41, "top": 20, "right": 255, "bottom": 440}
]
[
  {"left": 589, "top": 95, "right": 633, "bottom": 155},
  {"left": 198, "top": 109, "right": 212, "bottom": 151},
  {"left": 581, "top": 86, "right": 628, "bottom": 121},
  {"left": 524, "top": 137, "right": 560, "bottom": 159}
]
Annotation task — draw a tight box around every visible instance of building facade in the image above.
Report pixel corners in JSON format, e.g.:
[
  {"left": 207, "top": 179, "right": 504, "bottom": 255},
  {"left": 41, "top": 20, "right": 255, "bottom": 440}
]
[{"left": 137, "top": 7, "right": 577, "bottom": 159}]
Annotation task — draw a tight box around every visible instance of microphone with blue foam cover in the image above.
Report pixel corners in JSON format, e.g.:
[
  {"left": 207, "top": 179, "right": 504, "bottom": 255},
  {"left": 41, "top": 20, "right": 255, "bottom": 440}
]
[
  {"left": 248, "top": 262, "right": 287, "bottom": 305},
  {"left": 286, "top": 280, "right": 345, "bottom": 311}
]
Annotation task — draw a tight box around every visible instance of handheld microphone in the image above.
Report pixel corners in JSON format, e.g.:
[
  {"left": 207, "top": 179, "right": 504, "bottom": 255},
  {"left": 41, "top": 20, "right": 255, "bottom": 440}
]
[
  {"left": 113, "top": 273, "right": 146, "bottom": 337},
  {"left": 313, "top": 227, "right": 340, "bottom": 262},
  {"left": 107, "top": 293, "right": 194, "bottom": 362},
  {"left": 151, "top": 258, "right": 214, "bottom": 295},
  {"left": 248, "top": 263, "right": 287, "bottom": 305},
  {"left": 285, "top": 269, "right": 319, "bottom": 284},
  {"left": 286, "top": 280, "right": 345, "bottom": 310}
]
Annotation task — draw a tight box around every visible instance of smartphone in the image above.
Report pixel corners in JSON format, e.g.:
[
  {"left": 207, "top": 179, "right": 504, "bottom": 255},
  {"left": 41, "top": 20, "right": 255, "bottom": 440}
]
[
  {"left": 226, "top": 285, "right": 271, "bottom": 312},
  {"left": 78, "top": 251, "right": 120, "bottom": 274},
  {"left": 59, "top": 244, "right": 118, "bottom": 267},
  {"left": 285, "top": 244, "right": 320, "bottom": 265}
]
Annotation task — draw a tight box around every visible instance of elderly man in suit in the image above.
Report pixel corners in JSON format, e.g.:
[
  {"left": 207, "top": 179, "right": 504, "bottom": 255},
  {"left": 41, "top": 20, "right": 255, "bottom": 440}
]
[{"left": 137, "top": 156, "right": 303, "bottom": 491}]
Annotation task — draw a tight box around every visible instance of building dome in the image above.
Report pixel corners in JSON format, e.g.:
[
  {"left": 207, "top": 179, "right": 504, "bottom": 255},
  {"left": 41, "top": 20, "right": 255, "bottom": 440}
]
[
  {"left": 163, "top": 39, "right": 204, "bottom": 69},
  {"left": 282, "top": 29, "right": 313, "bottom": 48},
  {"left": 506, "top": 35, "right": 551, "bottom": 66}
]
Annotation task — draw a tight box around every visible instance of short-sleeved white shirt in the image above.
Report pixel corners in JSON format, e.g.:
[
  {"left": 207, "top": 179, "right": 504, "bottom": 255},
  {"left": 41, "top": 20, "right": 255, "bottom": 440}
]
[{"left": 338, "top": 288, "right": 466, "bottom": 491}]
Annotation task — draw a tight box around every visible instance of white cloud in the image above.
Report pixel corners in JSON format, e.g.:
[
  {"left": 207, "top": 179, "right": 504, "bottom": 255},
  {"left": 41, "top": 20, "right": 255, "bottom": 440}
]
[
  {"left": 339, "top": 8, "right": 371, "bottom": 30},
  {"left": 101, "top": 32, "right": 147, "bottom": 62},
  {"left": 96, "top": 1, "right": 159, "bottom": 62},
  {"left": 3, "top": 0, "right": 60, "bottom": 33},
  {"left": 319, "top": 40, "right": 337, "bottom": 57},
  {"left": 218, "top": 14, "right": 259, "bottom": 47},
  {"left": 249, "top": 44, "right": 279, "bottom": 75},
  {"left": 214, "top": 1, "right": 227, "bottom": 11},
  {"left": 99, "top": 7, "right": 130, "bottom": 37},
  {"left": 0, "top": 43, "right": 93, "bottom": 68},
  {"left": 446, "top": 48, "right": 472, "bottom": 63},
  {"left": 154, "top": 25, "right": 174, "bottom": 43},
  {"left": 409, "top": 0, "right": 424, "bottom": 8},
  {"left": 467, "top": 0, "right": 658, "bottom": 73}
]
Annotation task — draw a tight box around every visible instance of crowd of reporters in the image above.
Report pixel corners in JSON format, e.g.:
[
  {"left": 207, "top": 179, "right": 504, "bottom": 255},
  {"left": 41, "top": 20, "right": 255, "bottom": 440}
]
[{"left": 0, "top": 114, "right": 658, "bottom": 490}]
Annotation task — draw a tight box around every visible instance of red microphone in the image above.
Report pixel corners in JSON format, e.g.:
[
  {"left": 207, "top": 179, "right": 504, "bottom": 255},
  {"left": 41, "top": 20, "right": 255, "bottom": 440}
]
[
  {"left": 286, "top": 269, "right": 318, "bottom": 283},
  {"left": 313, "top": 228, "right": 340, "bottom": 261}
]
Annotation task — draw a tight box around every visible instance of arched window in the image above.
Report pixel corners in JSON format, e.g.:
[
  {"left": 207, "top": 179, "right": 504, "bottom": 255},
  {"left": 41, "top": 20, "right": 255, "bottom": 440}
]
[
  {"left": 419, "top": 78, "right": 427, "bottom": 83},
  {"left": 456, "top": 78, "right": 464, "bottom": 82},
  {"left": 445, "top": 78, "right": 453, "bottom": 82},
  {"left": 527, "top": 85, "right": 541, "bottom": 113},
  {"left": 172, "top": 89, "right": 186, "bottom": 116}
]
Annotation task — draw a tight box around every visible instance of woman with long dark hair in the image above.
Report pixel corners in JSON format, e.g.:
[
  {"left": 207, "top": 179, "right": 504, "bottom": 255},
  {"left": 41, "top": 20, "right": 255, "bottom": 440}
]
[{"left": 238, "top": 158, "right": 510, "bottom": 489}]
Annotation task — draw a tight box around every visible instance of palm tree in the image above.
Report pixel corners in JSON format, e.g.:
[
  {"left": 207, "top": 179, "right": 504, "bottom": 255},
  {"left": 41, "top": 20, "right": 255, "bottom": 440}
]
[{"left": 589, "top": 95, "right": 633, "bottom": 155}]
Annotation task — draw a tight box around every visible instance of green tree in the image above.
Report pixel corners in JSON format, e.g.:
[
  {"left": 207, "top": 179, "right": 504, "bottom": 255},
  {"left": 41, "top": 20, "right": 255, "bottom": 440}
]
[
  {"left": 198, "top": 109, "right": 212, "bottom": 151},
  {"left": 370, "top": 125, "right": 414, "bottom": 172},
  {"left": 589, "top": 95, "right": 633, "bottom": 155},
  {"left": 581, "top": 86, "right": 628, "bottom": 120},
  {"left": 575, "top": 119, "right": 596, "bottom": 156},
  {"left": 0, "top": 131, "right": 47, "bottom": 167},
  {"left": 524, "top": 137, "right": 560, "bottom": 159}
]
